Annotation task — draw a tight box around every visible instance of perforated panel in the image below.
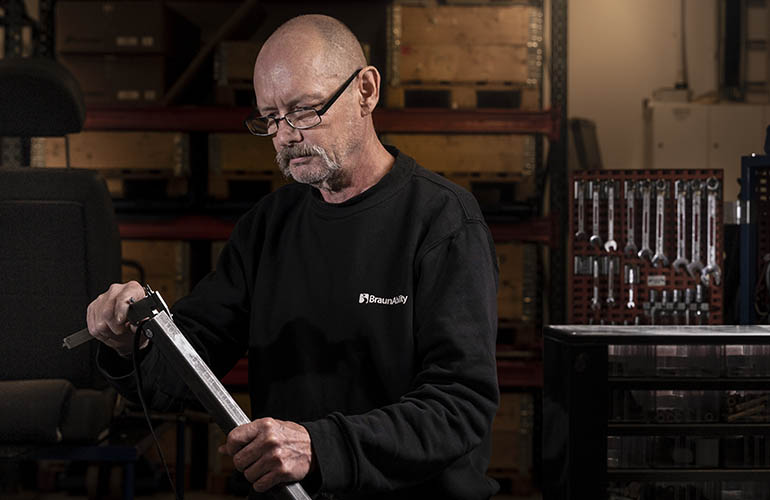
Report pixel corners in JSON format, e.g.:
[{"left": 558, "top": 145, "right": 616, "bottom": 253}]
[{"left": 568, "top": 170, "right": 724, "bottom": 326}]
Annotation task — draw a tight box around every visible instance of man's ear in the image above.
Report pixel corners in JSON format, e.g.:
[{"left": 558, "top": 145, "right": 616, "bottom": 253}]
[{"left": 357, "top": 66, "right": 380, "bottom": 116}]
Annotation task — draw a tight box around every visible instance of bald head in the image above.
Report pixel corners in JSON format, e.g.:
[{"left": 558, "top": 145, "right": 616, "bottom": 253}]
[
  {"left": 251, "top": 15, "right": 391, "bottom": 200},
  {"left": 257, "top": 15, "right": 366, "bottom": 80}
]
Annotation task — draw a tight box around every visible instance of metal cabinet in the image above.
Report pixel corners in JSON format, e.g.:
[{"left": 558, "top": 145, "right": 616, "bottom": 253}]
[{"left": 544, "top": 325, "right": 770, "bottom": 500}]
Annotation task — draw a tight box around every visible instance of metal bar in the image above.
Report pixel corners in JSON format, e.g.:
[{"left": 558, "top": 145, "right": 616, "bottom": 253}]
[
  {"left": 140, "top": 311, "right": 311, "bottom": 500},
  {"left": 549, "top": 0, "right": 568, "bottom": 324}
]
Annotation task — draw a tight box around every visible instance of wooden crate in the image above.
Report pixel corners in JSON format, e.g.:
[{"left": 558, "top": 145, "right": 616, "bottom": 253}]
[
  {"left": 42, "top": 132, "right": 189, "bottom": 174},
  {"left": 121, "top": 240, "right": 190, "bottom": 306},
  {"left": 214, "top": 41, "right": 260, "bottom": 86},
  {"left": 385, "top": 82, "right": 539, "bottom": 110},
  {"left": 489, "top": 392, "right": 534, "bottom": 471},
  {"left": 380, "top": 134, "right": 535, "bottom": 176},
  {"left": 209, "top": 133, "right": 277, "bottom": 174},
  {"left": 497, "top": 242, "right": 537, "bottom": 323},
  {"left": 388, "top": 3, "right": 543, "bottom": 85}
]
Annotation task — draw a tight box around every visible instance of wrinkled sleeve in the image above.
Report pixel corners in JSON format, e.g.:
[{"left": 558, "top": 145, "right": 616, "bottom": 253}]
[
  {"left": 96, "top": 217, "right": 256, "bottom": 412},
  {"left": 302, "top": 219, "right": 499, "bottom": 493}
]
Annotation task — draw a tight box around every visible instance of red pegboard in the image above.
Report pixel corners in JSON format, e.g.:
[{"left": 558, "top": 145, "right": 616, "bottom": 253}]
[{"left": 568, "top": 170, "right": 724, "bottom": 325}]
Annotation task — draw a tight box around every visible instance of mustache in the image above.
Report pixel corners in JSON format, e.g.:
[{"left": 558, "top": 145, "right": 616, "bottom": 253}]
[{"left": 275, "top": 144, "right": 340, "bottom": 174}]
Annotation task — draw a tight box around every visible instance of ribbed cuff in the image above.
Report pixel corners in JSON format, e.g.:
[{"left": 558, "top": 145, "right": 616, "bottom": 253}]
[{"left": 301, "top": 414, "right": 357, "bottom": 493}]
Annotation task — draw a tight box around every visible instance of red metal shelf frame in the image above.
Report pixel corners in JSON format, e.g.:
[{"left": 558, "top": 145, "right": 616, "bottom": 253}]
[
  {"left": 120, "top": 215, "right": 556, "bottom": 244},
  {"left": 84, "top": 107, "right": 560, "bottom": 141}
]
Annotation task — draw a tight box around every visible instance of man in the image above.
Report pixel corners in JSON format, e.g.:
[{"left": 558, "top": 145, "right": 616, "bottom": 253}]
[{"left": 88, "top": 14, "right": 500, "bottom": 499}]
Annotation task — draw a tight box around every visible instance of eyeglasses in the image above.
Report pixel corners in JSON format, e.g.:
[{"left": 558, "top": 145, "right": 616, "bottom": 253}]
[{"left": 244, "top": 68, "right": 363, "bottom": 137}]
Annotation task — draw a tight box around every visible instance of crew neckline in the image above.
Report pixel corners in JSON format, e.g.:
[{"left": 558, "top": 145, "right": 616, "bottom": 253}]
[{"left": 308, "top": 145, "right": 414, "bottom": 219}]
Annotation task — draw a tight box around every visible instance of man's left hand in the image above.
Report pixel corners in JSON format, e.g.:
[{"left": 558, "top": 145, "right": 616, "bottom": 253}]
[{"left": 219, "top": 417, "right": 314, "bottom": 492}]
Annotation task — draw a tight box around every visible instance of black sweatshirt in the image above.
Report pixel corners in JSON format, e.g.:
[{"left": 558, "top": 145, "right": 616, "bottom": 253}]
[{"left": 98, "top": 147, "right": 500, "bottom": 499}]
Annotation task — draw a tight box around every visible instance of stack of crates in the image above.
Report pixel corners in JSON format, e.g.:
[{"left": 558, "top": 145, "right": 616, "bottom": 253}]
[
  {"left": 381, "top": 0, "right": 542, "bottom": 197},
  {"left": 54, "top": 0, "right": 198, "bottom": 107}
]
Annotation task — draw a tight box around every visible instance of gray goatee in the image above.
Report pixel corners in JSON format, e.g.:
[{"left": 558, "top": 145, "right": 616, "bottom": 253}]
[{"left": 275, "top": 143, "right": 341, "bottom": 182}]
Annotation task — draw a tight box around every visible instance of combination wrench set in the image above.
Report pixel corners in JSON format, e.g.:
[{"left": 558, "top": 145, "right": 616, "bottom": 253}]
[{"left": 569, "top": 170, "right": 724, "bottom": 325}]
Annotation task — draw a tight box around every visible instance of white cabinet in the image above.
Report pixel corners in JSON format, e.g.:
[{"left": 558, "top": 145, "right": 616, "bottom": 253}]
[{"left": 646, "top": 101, "right": 768, "bottom": 201}]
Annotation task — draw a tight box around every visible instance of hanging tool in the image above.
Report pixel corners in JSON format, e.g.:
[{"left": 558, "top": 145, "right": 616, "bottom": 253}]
[
  {"left": 671, "top": 180, "right": 689, "bottom": 272},
  {"left": 604, "top": 180, "right": 618, "bottom": 252},
  {"left": 591, "top": 257, "right": 601, "bottom": 311},
  {"left": 702, "top": 177, "right": 722, "bottom": 286},
  {"left": 606, "top": 257, "right": 616, "bottom": 307},
  {"left": 574, "top": 180, "right": 587, "bottom": 240},
  {"left": 686, "top": 180, "right": 705, "bottom": 278},
  {"left": 623, "top": 180, "right": 638, "bottom": 256},
  {"left": 652, "top": 179, "right": 669, "bottom": 267},
  {"left": 589, "top": 180, "right": 603, "bottom": 248},
  {"left": 637, "top": 180, "right": 653, "bottom": 261},
  {"left": 625, "top": 265, "right": 636, "bottom": 310}
]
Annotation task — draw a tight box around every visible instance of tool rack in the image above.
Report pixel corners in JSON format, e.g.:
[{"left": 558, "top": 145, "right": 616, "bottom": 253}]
[{"left": 569, "top": 169, "right": 724, "bottom": 326}]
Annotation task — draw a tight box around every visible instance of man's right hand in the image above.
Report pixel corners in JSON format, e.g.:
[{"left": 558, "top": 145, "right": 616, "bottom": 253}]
[{"left": 86, "top": 281, "right": 148, "bottom": 357}]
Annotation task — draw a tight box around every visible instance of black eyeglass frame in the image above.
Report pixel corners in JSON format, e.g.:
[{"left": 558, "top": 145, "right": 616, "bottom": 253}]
[{"left": 244, "top": 67, "right": 364, "bottom": 137}]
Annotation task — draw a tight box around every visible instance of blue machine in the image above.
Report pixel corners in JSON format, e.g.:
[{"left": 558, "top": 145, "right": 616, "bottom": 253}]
[{"left": 739, "top": 136, "right": 770, "bottom": 324}]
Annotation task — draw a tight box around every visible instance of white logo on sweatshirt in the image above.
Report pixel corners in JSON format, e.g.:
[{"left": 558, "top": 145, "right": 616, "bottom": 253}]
[{"left": 358, "top": 293, "right": 408, "bottom": 306}]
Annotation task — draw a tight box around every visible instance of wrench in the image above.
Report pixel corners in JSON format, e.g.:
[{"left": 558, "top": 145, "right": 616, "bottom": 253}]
[
  {"left": 606, "top": 257, "right": 616, "bottom": 306},
  {"left": 651, "top": 179, "right": 669, "bottom": 267},
  {"left": 702, "top": 177, "right": 722, "bottom": 286},
  {"left": 624, "top": 180, "right": 638, "bottom": 256},
  {"left": 637, "top": 180, "right": 653, "bottom": 261},
  {"left": 591, "top": 257, "right": 601, "bottom": 311},
  {"left": 574, "top": 180, "right": 587, "bottom": 240},
  {"left": 671, "top": 180, "right": 689, "bottom": 272},
  {"left": 625, "top": 265, "right": 636, "bottom": 309},
  {"left": 604, "top": 181, "right": 618, "bottom": 252},
  {"left": 589, "top": 180, "right": 603, "bottom": 248},
  {"left": 686, "top": 180, "right": 705, "bottom": 278}
]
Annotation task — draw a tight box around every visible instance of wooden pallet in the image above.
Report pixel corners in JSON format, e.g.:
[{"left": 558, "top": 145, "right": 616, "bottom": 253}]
[
  {"left": 385, "top": 82, "right": 540, "bottom": 110},
  {"left": 104, "top": 173, "right": 188, "bottom": 199},
  {"left": 381, "top": 133, "right": 536, "bottom": 176}
]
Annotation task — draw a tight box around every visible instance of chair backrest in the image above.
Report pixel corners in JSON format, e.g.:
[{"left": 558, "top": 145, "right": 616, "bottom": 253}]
[
  {"left": 0, "top": 57, "right": 86, "bottom": 137},
  {"left": 0, "top": 168, "right": 121, "bottom": 388}
]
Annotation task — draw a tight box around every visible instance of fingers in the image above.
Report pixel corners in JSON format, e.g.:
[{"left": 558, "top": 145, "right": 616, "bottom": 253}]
[
  {"left": 223, "top": 418, "right": 313, "bottom": 492},
  {"left": 86, "top": 281, "right": 146, "bottom": 351}
]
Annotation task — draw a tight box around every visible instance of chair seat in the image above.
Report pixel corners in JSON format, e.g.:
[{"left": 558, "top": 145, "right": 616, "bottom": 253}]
[{"left": 0, "top": 379, "right": 116, "bottom": 444}]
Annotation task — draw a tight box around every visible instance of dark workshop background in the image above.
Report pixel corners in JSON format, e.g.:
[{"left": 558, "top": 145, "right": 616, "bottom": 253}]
[{"left": 1, "top": 0, "right": 768, "bottom": 499}]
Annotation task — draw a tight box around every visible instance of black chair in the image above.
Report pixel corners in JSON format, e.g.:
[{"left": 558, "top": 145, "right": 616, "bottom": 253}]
[{"left": 0, "top": 56, "right": 142, "bottom": 498}]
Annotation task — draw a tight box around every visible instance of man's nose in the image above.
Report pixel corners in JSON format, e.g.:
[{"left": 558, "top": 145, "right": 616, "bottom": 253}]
[{"left": 275, "top": 119, "right": 303, "bottom": 148}]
